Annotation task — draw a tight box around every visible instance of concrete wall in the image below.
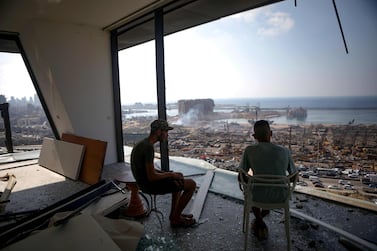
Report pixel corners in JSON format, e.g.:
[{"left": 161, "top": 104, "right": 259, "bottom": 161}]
[
  {"left": 0, "top": 0, "right": 175, "bottom": 165},
  {"left": 19, "top": 21, "right": 117, "bottom": 164}
]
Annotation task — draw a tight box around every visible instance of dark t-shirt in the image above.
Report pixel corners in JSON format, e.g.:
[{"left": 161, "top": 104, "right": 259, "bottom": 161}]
[
  {"left": 130, "top": 138, "right": 184, "bottom": 194},
  {"left": 130, "top": 138, "right": 154, "bottom": 191}
]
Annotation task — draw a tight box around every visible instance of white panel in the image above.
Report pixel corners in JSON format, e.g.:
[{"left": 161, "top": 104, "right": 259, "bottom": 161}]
[
  {"left": 38, "top": 137, "right": 85, "bottom": 180},
  {"left": 2, "top": 214, "right": 121, "bottom": 251}
]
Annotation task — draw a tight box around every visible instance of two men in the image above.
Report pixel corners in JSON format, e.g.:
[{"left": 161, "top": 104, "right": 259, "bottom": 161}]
[
  {"left": 239, "top": 120, "right": 297, "bottom": 240},
  {"left": 131, "top": 118, "right": 296, "bottom": 233},
  {"left": 130, "top": 119, "right": 196, "bottom": 228}
]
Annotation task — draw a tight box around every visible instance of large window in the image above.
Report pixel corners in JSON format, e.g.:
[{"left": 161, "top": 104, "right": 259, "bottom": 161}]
[
  {"left": 117, "top": 0, "right": 377, "bottom": 203},
  {"left": 0, "top": 36, "right": 54, "bottom": 156},
  {"left": 119, "top": 40, "right": 159, "bottom": 146}
]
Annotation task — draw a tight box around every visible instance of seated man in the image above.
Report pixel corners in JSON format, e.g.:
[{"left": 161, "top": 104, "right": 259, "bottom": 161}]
[
  {"left": 130, "top": 119, "right": 196, "bottom": 228},
  {"left": 238, "top": 120, "right": 297, "bottom": 240}
]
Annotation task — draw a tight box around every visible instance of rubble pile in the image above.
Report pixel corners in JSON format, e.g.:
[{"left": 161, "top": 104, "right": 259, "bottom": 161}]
[{"left": 124, "top": 116, "right": 377, "bottom": 173}]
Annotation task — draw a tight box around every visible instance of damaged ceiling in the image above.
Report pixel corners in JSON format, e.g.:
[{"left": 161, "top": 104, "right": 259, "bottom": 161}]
[{"left": 0, "top": 0, "right": 282, "bottom": 52}]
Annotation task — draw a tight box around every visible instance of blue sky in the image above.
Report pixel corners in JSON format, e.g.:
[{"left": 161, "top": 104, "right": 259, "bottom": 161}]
[
  {"left": 119, "top": 0, "right": 377, "bottom": 104},
  {"left": 1, "top": 0, "right": 376, "bottom": 104}
]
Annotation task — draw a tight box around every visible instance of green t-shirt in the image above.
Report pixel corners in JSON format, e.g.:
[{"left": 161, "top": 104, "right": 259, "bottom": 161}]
[{"left": 239, "top": 142, "right": 296, "bottom": 203}]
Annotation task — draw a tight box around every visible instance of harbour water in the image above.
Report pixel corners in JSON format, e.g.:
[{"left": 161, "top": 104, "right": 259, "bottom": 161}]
[
  {"left": 215, "top": 96, "right": 377, "bottom": 125},
  {"left": 272, "top": 109, "right": 377, "bottom": 125},
  {"left": 214, "top": 96, "right": 377, "bottom": 109},
  {"left": 124, "top": 96, "right": 377, "bottom": 125}
]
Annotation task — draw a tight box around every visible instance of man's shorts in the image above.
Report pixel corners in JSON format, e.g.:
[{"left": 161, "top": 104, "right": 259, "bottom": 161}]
[{"left": 142, "top": 177, "right": 185, "bottom": 195}]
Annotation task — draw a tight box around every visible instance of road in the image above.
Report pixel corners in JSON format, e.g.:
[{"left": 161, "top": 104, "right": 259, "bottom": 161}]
[{"left": 298, "top": 175, "right": 377, "bottom": 199}]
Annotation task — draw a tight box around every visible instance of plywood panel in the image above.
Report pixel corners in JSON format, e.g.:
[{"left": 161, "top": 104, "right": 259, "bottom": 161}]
[
  {"left": 189, "top": 170, "right": 214, "bottom": 221},
  {"left": 38, "top": 137, "right": 85, "bottom": 180},
  {"left": 61, "top": 133, "right": 107, "bottom": 185}
]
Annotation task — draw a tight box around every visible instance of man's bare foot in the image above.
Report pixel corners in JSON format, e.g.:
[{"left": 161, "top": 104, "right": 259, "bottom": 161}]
[
  {"left": 170, "top": 217, "right": 196, "bottom": 228},
  {"left": 169, "top": 214, "right": 193, "bottom": 221}
]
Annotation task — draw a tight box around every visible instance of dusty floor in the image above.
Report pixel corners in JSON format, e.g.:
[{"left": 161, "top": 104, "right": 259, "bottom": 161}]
[
  {"left": 103, "top": 158, "right": 377, "bottom": 251},
  {"left": 1, "top": 159, "right": 376, "bottom": 251},
  {"left": 114, "top": 191, "right": 377, "bottom": 251}
]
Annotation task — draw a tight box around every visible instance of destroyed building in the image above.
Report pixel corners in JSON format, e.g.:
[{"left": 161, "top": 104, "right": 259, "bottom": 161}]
[
  {"left": 177, "top": 99, "right": 214, "bottom": 119},
  {"left": 287, "top": 106, "right": 307, "bottom": 120}
]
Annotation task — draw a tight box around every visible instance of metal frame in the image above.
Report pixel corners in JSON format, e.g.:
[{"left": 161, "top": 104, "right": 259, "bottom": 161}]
[{"left": 0, "top": 33, "right": 59, "bottom": 140}]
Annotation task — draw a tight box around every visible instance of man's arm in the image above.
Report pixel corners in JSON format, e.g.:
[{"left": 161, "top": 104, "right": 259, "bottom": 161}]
[
  {"left": 282, "top": 148, "right": 298, "bottom": 182},
  {"left": 146, "top": 161, "right": 182, "bottom": 182},
  {"left": 286, "top": 151, "right": 298, "bottom": 182},
  {"left": 288, "top": 172, "right": 298, "bottom": 182},
  {"left": 238, "top": 150, "right": 251, "bottom": 190}
]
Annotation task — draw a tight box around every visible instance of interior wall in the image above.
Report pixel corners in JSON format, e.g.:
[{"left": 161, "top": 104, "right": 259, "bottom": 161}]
[{"left": 19, "top": 21, "right": 117, "bottom": 164}]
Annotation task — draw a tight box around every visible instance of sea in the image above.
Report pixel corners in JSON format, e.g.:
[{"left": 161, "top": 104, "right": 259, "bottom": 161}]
[{"left": 125, "top": 96, "right": 377, "bottom": 125}]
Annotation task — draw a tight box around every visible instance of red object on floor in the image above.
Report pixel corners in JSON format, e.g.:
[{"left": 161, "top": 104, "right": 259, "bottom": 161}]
[{"left": 122, "top": 182, "right": 147, "bottom": 217}]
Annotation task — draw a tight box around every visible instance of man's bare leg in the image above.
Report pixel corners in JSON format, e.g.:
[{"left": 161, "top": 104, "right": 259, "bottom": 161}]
[
  {"left": 170, "top": 179, "right": 196, "bottom": 226},
  {"left": 252, "top": 207, "right": 269, "bottom": 239},
  {"left": 174, "top": 179, "right": 196, "bottom": 217},
  {"left": 169, "top": 191, "right": 180, "bottom": 220},
  {"left": 252, "top": 207, "right": 264, "bottom": 223}
]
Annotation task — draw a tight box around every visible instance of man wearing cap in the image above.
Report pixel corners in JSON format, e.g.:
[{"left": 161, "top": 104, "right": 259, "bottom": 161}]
[
  {"left": 131, "top": 119, "right": 197, "bottom": 228},
  {"left": 238, "top": 120, "right": 297, "bottom": 240}
]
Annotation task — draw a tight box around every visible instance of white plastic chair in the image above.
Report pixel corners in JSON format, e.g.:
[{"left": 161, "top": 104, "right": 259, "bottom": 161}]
[{"left": 238, "top": 168, "right": 297, "bottom": 251}]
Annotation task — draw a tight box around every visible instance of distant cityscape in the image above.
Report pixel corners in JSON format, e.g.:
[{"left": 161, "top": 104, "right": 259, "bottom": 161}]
[{"left": 0, "top": 94, "right": 53, "bottom": 150}]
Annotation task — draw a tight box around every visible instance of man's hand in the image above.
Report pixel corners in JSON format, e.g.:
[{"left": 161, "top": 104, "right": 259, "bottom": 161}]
[
  {"left": 289, "top": 172, "right": 298, "bottom": 182},
  {"left": 238, "top": 172, "right": 249, "bottom": 192},
  {"left": 238, "top": 172, "right": 249, "bottom": 183},
  {"left": 171, "top": 172, "right": 184, "bottom": 179}
]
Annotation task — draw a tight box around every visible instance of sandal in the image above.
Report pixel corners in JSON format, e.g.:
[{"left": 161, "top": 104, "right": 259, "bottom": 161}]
[
  {"left": 169, "top": 213, "right": 193, "bottom": 221},
  {"left": 182, "top": 213, "right": 193, "bottom": 219},
  {"left": 251, "top": 219, "right": 268, "bottom": 240},
  {"left": 170, "top": 217, "right": 196, "bottom": 228}
]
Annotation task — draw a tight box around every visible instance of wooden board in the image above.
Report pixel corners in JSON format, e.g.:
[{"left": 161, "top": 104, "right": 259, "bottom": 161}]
[
  {"left": 38, "top": 137, "right": 85, "bottom": 180},
  {"left": 61, "top": 133, "right": 107, "bottom": 185},
  {"left": 189, "top": 170, "right": 214, "bottom": 221}
]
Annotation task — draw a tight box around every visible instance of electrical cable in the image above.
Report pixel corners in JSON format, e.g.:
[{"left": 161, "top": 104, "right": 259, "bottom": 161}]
[{"left": 332, "top": 0, "right": 349, "bottom": 54}]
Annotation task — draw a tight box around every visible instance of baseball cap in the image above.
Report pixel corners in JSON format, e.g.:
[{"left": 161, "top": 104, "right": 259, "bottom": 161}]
[{"left": 151, "top": 119, "right": 173, "bottom": 131}]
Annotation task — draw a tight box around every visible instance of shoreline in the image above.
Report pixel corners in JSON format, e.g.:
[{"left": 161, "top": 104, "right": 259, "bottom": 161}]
[{"left": 124, "top": 107, "right": 377, "bottom": 126}]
